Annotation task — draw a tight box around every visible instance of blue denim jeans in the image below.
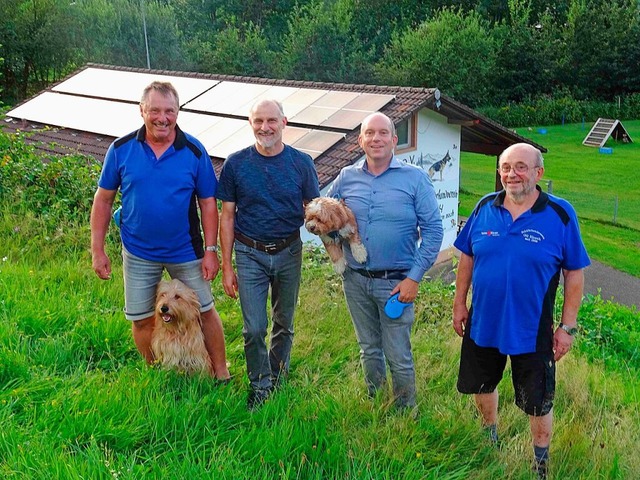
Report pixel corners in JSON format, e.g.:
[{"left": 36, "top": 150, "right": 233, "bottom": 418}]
[
  {"left": 234, "top": 238, "right": 303, "bottom": 391},
  {"left": 122, "top": 247, "right": 214, "bottom": 321},
  {"left": 342, "top": 268, "right": 416, "bottom": 408}
]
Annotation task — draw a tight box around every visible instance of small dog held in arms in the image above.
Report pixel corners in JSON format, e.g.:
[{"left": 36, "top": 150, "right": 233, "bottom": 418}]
[
  {"left": 151, "top": 279, "right": 213, "bottom": 375},
  {"left": 304, "top": 197, "right": 367, "bottom": 274}
]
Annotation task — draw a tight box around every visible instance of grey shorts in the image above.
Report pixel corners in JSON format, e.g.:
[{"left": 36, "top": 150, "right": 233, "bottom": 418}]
[{"left": 122, "top": 248, "right": 214, "bottom": 321}]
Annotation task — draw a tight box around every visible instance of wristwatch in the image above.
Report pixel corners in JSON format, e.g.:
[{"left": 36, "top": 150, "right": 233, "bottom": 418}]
[
  {"left": 559, "top": 323, "right": 578, "bottom": 336},
  {"left": 205, "top": 245, "right": 219, "bottom": 253}
]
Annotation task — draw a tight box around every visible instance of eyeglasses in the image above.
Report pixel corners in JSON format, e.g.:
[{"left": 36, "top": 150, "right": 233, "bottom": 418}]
[{"left": 498, "top": 163, "right": 540, "bottom": 174}]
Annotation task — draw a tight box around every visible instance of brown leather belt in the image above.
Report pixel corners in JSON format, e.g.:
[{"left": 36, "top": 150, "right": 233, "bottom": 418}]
[{"left": 235, "top": 230, "right": 300, "bottom": 255}]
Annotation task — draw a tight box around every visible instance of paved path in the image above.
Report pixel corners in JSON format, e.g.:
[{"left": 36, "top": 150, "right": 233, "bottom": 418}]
[
  {"left": 429, "top": 258, "right": 639, "bottom": 310},
  {"left": 583, "top": 260, "right": 639, "bottom": 309}
]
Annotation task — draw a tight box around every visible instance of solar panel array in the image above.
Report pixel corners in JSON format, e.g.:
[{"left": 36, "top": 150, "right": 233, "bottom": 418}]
[{"left": 7, "top": 67, "right": 394, "bottom": 159}]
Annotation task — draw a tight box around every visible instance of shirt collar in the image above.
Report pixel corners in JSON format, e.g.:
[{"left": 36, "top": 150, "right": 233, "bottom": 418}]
[
  {"left": 136, "top": 124, "right": 187, "bottom": 150},
  {"left": 492, "top": 185, "right": 549, "bottom": 213},
  {"left": 359, "top": 155, "right": 402, "bottom": 173}
]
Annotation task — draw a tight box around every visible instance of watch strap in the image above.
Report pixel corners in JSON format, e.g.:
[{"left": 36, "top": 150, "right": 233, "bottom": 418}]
[{"left": 559, "top": 323, "right": 578, "bottom": 336}]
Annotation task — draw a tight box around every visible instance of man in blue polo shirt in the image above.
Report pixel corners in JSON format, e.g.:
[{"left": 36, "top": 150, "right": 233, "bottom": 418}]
[
  {"left": 453, "top": 142, "right": 590, "bottom": 479},
  {"left": 327, "top": 112, "right": 443, "bottom": 411},
  {"left": 218, "top": 99, "right": 320, "bottom": 410},
  {"left": 90, "top": 81, "right": 230, "bottom": 381}
]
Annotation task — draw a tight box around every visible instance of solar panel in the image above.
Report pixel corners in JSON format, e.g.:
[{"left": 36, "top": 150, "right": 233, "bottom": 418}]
[
  {"left": 288, "top": 106, "right": 337, "bottom": 125},
  {"left": 7, "top": 67, "right": 398, "bottom": 168},
  {"left": 52, "top": 67, "right": 218, "bottom": 105},
  {"left": 197, "top": 118, "right": 247, "bottom": 154},
  {"left": 282, "top": 126, "right": 311, "bottom": 145},
  {"left": 313, "top": 91, "right": 361, "bottom": 109},
  {"left": 320, "top": 109, "right": 371, "bottom": 130},
  {"left": 177, "top": 112, "right": 224, "bottom": 137},
  {"left": 291, "top": 130, "right": 345, "bottom": 155},
  {"left": 208, "top": 124, "right": 256, "bottom": 159},
  {"left": 343, "top": 93, "right": 396, "bottom": 112},
  {"left": 6, "top": 92, "right": 141, "bottom": 137},
  {"left": 181, "top": 81, "right": 259, "bottom": 113}
]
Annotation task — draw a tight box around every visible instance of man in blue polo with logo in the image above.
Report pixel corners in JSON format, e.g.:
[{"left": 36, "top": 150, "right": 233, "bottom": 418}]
[
  {"left": 91, "top": 81, "right": 230, "bottom": 382},
  {"left": 452, "top": 142, "right": 590, "bottom": 479}
]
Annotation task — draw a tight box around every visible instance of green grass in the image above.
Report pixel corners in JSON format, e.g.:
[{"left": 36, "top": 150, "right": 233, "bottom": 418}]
[
  {"left": 0, "top": 231, "right": 639, "bottom": 479},
  {"left": 1, "top": 123, "right": 639, "bottom": 478},
  {"left": 459, "top": 120, "right": 640, "bottom": 276}
]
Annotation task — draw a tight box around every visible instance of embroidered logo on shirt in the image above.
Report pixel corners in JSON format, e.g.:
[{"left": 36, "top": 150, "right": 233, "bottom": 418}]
[
  {"left": 521, "top": 229, "right": 545, "bottom": 243},
  {"left": 480, "top": 230, "right": 500, "bottom": 237}
]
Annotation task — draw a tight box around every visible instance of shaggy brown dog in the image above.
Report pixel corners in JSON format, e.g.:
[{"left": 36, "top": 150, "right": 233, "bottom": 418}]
[
  {"left": 151, "top": 279, "right": 213, "bottom": 375},
  {"left": 304, "top": 197, "right": 367, "bottom": 274}
]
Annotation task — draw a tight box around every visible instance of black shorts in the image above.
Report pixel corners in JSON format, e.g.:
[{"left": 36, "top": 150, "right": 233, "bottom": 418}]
[{"left": 457, "top": 333, "right": 555, "bottom": 416}]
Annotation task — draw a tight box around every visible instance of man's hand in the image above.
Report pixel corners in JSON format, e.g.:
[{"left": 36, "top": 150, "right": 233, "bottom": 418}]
[
  {"left": 390, "top": 278, "right": 419, "bottom": 303},
  {"left": 452, "top": 302, "right": 468, "bottom": 337},
  {"left": 221, "top": 265, "right": 238, "bottom": 299},
  {"left": 553, "top": 327, "right": 575, "bottom": 361},
  {"left": 92, "top": 251, "right": 112, "bottom": 280},
  {"left": 201, "top": 251, "right": 220, "bottom": 281}
]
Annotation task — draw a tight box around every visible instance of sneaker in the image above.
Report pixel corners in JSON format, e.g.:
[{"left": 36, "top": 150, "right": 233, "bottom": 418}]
[
  {"left": 247, "top": 388, "right": 271, "bottom": 411},
  {"left": 532, "top": 459, "right": 548, "bottom": 480}
]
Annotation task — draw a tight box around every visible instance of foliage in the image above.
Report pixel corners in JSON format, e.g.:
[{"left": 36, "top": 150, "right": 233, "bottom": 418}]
[
  {"left": 1, "top": 0, "right": 640, "bottom": 110},
  {"left": 577, "top": 294, "right": 640, "bottom": 370},
  {"left": 490, "top": 0, "right": 553, "bottom": 103},
  {"left": 562, "top": 0, "right": 640, "bottom": 99},
  {"left": 188, "top": 22, "right": 277, "bottom": 78},
  {"left": 277, "top": 0, "right": 373, "bottom": 83},
  {"left": 0, "top": 0, "right": 80, "bottom": 102},
  {"left": 69, "top": 0, "right": 189, "bottom": 71},
  {"left": 0, "top": 127, "right": 101, "bottom": 229},
  {"left": 480, "top": 91, "right": 640, "bottom": 127},
  {"left": 375, "top": 8, "right": 497, "bottom": 107}
]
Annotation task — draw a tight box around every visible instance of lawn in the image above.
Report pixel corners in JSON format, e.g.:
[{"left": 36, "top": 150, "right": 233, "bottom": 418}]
[{"left": 459, "top": 120, "right": 640, "bottom": 276}]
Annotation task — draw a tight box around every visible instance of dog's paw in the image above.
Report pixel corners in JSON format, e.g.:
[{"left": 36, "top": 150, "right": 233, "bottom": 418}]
[
  {"left": 351, "top": 242, "right": 368, "bottom": 264},
  {"left": 333, "top": 257, "right": 347, "bottom": 275}
]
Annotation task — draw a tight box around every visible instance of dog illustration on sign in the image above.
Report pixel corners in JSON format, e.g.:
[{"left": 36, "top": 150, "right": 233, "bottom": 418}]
[{"left": 428, "top": 150, "right": 452, "bottom": 181}]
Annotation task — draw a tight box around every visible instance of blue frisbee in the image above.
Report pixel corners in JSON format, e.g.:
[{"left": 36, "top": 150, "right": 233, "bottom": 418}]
[
  {"left": 384, "top": 293, "right": 413, "bottom": 319},
  {"left": 112, "top": 206, "right": 122, "bottom": 227}
]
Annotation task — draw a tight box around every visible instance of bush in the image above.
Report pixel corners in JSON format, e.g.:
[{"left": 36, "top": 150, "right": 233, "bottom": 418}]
[
  {"left": 479, "top": 92, "right": 640, "bottom": 127},
  {"left": 0, "top": 128, "right": 101, "bottom": 227}
]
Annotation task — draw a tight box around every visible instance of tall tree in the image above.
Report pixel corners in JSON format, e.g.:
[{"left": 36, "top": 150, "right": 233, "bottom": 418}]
[
  {"left": 491, "top": 0, "right": 552, "bottom": 103},
  {"left": 563, "top": 0, "right": 640, "bottom": 99},
  {"left": 190, "top": 22, "right": 277, "bottom": 78},
  {"left": 0, "top": 0, "right": 79, "bottom": 103},
  {"left": 375, "top": 7, "right": 496, "bottom": 107},
  {"left": 278, "top": 0, "right": 374, "bottom": 83}
]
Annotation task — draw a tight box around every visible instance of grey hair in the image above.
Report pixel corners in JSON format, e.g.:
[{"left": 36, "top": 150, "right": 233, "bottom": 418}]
[
  {"left": 250, "top": 99, "right": 285, "bottom": 117},
  {"left": 500, "top": 143, "right": 544, "bottom": 167},
  {"left": 140, "top": 81, "right": 179, "bottom": 107}
]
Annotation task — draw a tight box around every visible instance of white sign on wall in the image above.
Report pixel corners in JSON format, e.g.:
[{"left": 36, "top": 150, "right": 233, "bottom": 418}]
[{"left": 395, "top": 109, "right": 460, "bottom": 252}]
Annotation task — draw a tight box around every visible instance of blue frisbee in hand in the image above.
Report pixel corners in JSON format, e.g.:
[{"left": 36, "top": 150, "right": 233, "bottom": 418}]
[{"left": 384, "top": 293, "right": 413, "bottom": 319}]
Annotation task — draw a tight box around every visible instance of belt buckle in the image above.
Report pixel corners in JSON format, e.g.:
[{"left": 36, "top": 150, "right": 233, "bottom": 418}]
[{"left": 264, "top": 242, "right": 278, "bottom": 253}]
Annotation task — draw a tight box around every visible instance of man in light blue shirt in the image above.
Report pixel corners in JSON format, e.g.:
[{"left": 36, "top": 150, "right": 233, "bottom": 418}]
[{"left": 327, "top": 112, "right": 443, "bottom": 409}]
